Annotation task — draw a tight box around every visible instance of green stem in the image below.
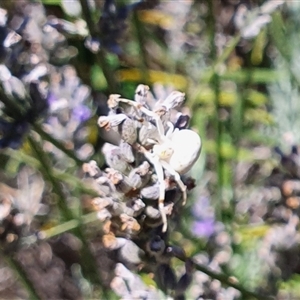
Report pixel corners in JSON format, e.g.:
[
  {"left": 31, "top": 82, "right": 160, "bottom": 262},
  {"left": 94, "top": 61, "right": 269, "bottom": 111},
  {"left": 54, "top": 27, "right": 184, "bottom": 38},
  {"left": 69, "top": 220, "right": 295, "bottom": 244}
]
[
  {"left": 33, "top": 124, "right": 85, "bottom": 165},
  {"left": 132, "top": 11, "right": 150, "bottom": 84},
  {"left": 192, "top": 260, "right": 273, "bottom": 300},
  {"left": 28, "top": 136, "right": 74, "bottom": 221},
  {"left": 6, "top": 148, "right": 99, "bottom": 198},
  {"left": 202, "top": 35, "right": 241, "bottom": 84},
  {"left": 27, "top": 136, "right": 104, "bottom": 290},
  {"left": 79, "top": 0, "right": 118, "bottom": 93},
  {"left": 207, "top": 0, "right": 224, "bottom": 221},
  {"left": 35, "top": 212, "right": 99, "bottom": 240}
]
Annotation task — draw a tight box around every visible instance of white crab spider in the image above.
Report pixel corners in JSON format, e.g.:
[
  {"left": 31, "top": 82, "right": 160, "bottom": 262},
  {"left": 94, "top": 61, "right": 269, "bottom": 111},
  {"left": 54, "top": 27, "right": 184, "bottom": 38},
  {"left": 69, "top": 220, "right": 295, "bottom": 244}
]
[{"left": 115, "top": 97, "right": 202, "bottom": 232}]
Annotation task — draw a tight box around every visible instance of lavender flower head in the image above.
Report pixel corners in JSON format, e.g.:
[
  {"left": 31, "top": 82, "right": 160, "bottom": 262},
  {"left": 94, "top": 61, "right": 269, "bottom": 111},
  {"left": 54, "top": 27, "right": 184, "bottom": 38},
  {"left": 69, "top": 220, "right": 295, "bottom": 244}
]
[
  {"left": 43, "top": 65, "right": 93, "bottom": 160},
  {"left": 82, "top": 85, "right": 201, "bottom": 298}
]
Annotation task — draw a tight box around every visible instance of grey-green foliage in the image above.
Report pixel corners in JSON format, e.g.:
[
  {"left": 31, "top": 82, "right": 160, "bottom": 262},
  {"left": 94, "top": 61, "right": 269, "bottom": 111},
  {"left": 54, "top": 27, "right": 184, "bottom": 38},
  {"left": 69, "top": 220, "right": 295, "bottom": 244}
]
[{"left": 268, "top": 3, "right": 300, "bottom": 147}]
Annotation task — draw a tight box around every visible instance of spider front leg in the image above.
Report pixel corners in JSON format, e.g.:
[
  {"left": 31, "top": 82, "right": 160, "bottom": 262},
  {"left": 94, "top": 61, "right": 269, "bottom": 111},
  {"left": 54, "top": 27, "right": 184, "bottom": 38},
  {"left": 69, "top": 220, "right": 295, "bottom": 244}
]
[
  {"left": 115, "top": 98, "right": 166, "bottom": 142},
  {"left": 160, "top": 161, "right": 187, "bottom": 205},
  {"left": 140, "top": 149, "right": 168, "bottom": 232}
]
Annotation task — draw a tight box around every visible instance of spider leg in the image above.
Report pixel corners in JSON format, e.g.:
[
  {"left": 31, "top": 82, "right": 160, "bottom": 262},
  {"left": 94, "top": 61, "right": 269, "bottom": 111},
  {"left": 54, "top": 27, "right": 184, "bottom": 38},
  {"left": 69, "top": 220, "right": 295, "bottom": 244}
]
[
  {"left": 166, "top": 122, "right": 174, "bottom": 138},
  {"left": 161, "top": 161, "right": 187, "bottom": 205},
  {"left": 138, "top": 147, "right": 168, "bottom": 232},
  {"left": 117, "top": 98, "right": 166, "bottom": 142}
]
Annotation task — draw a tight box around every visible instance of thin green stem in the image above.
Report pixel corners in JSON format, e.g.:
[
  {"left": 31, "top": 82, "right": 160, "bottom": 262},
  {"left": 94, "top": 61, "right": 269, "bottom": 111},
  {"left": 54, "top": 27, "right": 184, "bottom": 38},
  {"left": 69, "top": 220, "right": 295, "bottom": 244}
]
[
  {"left": 28, "top": 136, "right": 74, "bottom": 221},
  {"left": 202, "top": 34, "right": 242, "bottom": 83},
  {"left": 33, "top": 124, "right": 85, "bottom": 165},
  {"left": 35, "top": 212, "right": 99, "bottom": 240},
  {"left": 192, "top": 260, "right": 273, "bottom": 300},
  {"left": 132, "top": 11, "right": 150, "bottom": 84},
  {"left": 6, "top": 148, "right": 99, "bottom": 198},
  {"left": 207, "top": 0, "right": 224, "bottom": 221},
  {"left": 79, "top": 0, "right": 118, "bottom": 93},
  {"left": 27, "top": 136, "right": 105, "bottom": 290}
]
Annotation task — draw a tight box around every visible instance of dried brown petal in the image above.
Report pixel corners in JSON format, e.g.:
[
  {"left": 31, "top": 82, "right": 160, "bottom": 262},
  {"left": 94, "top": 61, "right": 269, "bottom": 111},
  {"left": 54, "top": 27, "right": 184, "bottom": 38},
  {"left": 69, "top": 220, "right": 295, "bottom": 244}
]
[
  {"left": 282, "top": 180, "right": 300, "bottom": 197},
  {"left": 120, "top": 214, "right": 141, "bottom": 233},
  {"left": 103, "top": 233, "right": 126, "bottom": 250},
  {"left": 108, "top": 94, "right": 121, "bottom": 109},
  {"left": 98, "top": 114, "right": 128, "bottom": 130},
  {"left": 92, "top": 197, "right": 113, "bottom": 210},
  {"left": 106, "top": 169, "right": 132, "bottom": 194}
]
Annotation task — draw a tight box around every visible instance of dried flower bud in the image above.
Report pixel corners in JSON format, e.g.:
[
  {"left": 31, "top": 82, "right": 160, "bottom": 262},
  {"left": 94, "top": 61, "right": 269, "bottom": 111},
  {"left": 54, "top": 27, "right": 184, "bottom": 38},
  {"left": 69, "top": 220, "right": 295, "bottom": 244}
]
[
  {"left": 118, "top": 117, "right": 137, "bottom": 145},
  {"left": 118, "top": 240, "right": 143, "bottom": 265},
  {"left": 115, "top": 263, "right": 135, "bottom": 282},
  {"left": 147, "top": 235, "right": 166, "bottom": 255},
  {"left": 141, "top": 184, "right": 159, "bottom": 200},
  {"left": 119, "top": 140, "right": 135, "bottom": 163},
  {"left": 128, "top": 162, "right": 151, "bottom": 189},
  {"left": 139, "top": 122, "right": 159, "bottom": 146},
  {"left": 160, "top": 91, "right": 185, "bottom": 111},
  {"left": 166, "top": 245, "right": 187, "bottom": 260},
  {"left": 107, "top": 94, "right": 121, "bottom": 109},
  {"left": 92, "top": 197, "right": 113, "bottom": 211},
  {"left": 102, "top": 144, "right": 131, "bottom": 174},
  {"left": 156, "top": 264, "right": 177, "bottom": 292},
  {"left": 82, "top": 160, "right": 101, "bottom": 177},
  {"left": 134, "top": 84, "right": 149, "bottom": 105},
  {"left": 110, "top": 276, "right": 128, "bottom": 297},
  {"left": 176, "top": 273, "right": 193, "bottom": 296},
  {"left": 103, "top": 233, "right": 126, "bottom": 250},
  {"left": 144, "top": 206, "right": 161, "bottom": 220},
  {"left": 282, "top": 180, "right": 300, "bottom": 197},
  {"left": 174, "top": 114, "right": 190, "bottom": 130},
  {"left": 120, "top": 213, "right": 141, "bottom": 233},
  {"left": 136, "top": 161, "right": 151, "bottom": 176},
  {"left": 98, "top": 114, "right": 128, "bottom": 130},
  {"left": 97, "top": 208, "right": 112, "bottom": 222},
  {"left": 131, "top": 198, "right": 146, "bottom": 216},
  {"left": 106, "top": 168, "right": 132, "bottom": 194}
]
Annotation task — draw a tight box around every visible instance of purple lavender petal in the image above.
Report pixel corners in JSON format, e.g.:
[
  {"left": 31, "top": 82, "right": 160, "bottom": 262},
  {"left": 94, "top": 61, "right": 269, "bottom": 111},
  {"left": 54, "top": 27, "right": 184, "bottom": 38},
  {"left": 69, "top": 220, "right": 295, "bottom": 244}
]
[
  {"left": 72, "top": 105, "right": 91, "bottom": 122},
  {"left": 192, "top": 218, "right": 216, "bottom": 239},
  {"left": 47, "top": 92, "right": 58, "bottom": 105},
  {"left": 192, "top": 196, "right": 211, "bottom": 219}
]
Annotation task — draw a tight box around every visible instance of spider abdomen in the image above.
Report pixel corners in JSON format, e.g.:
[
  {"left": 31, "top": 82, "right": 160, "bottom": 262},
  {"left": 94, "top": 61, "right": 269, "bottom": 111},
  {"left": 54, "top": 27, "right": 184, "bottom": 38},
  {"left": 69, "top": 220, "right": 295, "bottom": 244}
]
[{"left": 169, "top": 129, "right": 201, "bottom": 174}]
